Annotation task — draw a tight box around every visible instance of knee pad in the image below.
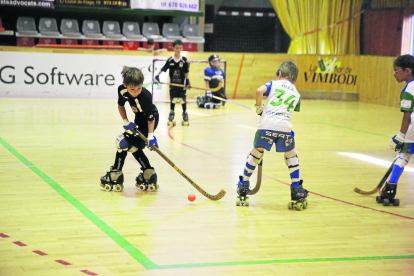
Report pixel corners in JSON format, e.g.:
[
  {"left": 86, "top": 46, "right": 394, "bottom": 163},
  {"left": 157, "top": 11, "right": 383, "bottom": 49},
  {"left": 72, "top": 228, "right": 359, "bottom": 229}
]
[
  {"left": 284, "top": 149, "right": 299, "bottom": 168},
  {"left": 395, "top": 153, "right": 411, "bottom": 168},
  {"left": 116, "top": 134, "right": 139, "bottom": 153},
  {"left": 248, "top": 148, "right": 264, "bottom": 166},
  {"left": 115, "top": 134, "right": 129, "bottom": 152}
]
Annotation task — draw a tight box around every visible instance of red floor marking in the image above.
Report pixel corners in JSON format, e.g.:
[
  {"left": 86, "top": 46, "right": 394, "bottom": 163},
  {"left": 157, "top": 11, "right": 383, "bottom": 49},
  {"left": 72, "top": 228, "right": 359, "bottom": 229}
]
[
  {"left": 81, "top": 270, "right": 98, "bottom": 275},
  {"left": 55, "top": 260, "right": 71, "bottom": 266},
  {"left": 33, "top": 250, "right": 48, "bottom": 256},
  {"left": 13, "top": 241, "right": 27, "bottom": 247},
  {"left": 265, "top": 175, "right": 414, "bottom": 221},
  {"left": 0, "top": 233, "right": 9, "bottom": 238}
]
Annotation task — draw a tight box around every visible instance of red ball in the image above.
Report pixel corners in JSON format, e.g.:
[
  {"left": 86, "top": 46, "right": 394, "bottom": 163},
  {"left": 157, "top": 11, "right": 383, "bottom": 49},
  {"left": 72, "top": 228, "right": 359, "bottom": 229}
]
[{"left": 188, "top": 194, "right": 196, "bottom": 202}]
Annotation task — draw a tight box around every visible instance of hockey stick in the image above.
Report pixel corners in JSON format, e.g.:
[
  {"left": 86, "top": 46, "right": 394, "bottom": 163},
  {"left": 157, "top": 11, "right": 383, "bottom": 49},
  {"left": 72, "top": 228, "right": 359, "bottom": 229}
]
[
  {"left": 211, "top": 95, "right": 253, "bottom": 110},
  {"left": 353, "top": 155, "right": 398, "bottom": 195},
  {"left": 135, "top": 130, "right": 226, "bottom": 201},
  {"left": 248, "top": 159, "right": 263, "bottom": 195},
  {"left": 160, "top": 81, "right": 223, "bottom": 92}
]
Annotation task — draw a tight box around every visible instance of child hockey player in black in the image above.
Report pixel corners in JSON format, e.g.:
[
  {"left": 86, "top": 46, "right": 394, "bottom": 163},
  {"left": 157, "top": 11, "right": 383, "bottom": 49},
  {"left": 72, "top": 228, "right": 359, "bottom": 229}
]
[
  {"left": 100, "top": 67, "right": 159, "bottom": 192},
  {"left": 154, "top": 40, "right": 191, "bottom": 126}
]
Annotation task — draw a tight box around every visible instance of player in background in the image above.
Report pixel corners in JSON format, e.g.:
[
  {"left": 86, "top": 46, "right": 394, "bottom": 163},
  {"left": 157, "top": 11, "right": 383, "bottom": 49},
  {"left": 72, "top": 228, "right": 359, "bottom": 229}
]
[
  {"left": 154, "top": 40, "right": 191, "bottom": 126},
  {"left": 197, "top": 54, "right": 226, "bottom": 109},
  {"left": 100, "top": 67, "right": 160, "bottom": 192},
  {"left": 138, "top": 38, "right": 167, "bottom": 55},
  {"left": 382, "top": 54, "right": 414, "bottom": 204},
  {"left": 236, "top": 61, "right": 308, "bottom": 209}
]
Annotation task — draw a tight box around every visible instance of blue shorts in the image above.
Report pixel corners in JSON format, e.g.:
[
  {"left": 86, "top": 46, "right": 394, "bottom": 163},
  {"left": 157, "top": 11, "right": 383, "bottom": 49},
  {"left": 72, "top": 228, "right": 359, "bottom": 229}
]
[
  {"left": 253, "top": 130, "right": 295, "bottom": 152},
  {"left": 401, "top": 143, "right": 414, "bottom": 154}
]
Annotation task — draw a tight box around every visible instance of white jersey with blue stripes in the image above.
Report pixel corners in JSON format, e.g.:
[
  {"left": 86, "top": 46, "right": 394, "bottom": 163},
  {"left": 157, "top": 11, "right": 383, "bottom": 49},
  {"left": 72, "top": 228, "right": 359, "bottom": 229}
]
[{"left": 258, "top": 79, "right": 301, "bottom": 132}]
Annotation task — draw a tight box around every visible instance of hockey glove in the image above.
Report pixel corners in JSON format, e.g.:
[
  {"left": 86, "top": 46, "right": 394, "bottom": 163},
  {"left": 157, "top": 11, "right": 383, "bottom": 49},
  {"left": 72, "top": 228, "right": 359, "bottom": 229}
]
[
  {"left": 148, "top": 133, "right": 159, "bottom": 149},
  {"left": 254, "top": 104, "right": 264, "bottom": 116},
  {"left": 389, "top": 132, "right": 405, "bottom": 151},
  {"left": 153, "top": 76, "right": 160, "bottom": 85},
  {"left": 123, "top": 122, "right": 137, "bottom": 136},
  {"left": 185, "top": 79, "right": 191, "bottom": 90}
]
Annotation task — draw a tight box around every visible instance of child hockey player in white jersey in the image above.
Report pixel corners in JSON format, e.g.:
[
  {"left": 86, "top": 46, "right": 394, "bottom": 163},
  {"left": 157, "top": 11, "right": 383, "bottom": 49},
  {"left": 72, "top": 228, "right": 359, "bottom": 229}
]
[
  {"left": 237, "top": 60, "right": 308, "bottom": 210},
  {"left": 379, "top": 54, "right": 414, "bottom": 206}
]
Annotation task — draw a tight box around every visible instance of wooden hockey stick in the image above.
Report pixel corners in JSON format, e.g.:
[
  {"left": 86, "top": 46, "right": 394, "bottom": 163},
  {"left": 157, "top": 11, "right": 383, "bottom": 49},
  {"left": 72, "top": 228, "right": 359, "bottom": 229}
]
[
  {"left": 211, "top": 95, "right": 253, "bottom": 110},
  {"left": 135, "top": 130, "right": 226, "bottom": 201},
  {"left": 248, "top": 159, "right": 263, "bottom": 195},
  {"left": 161, "top": 81, "right": 223, "bottom": 92},
  {"left": 353, "top": 156, "right": 398, "bottom": 195}
]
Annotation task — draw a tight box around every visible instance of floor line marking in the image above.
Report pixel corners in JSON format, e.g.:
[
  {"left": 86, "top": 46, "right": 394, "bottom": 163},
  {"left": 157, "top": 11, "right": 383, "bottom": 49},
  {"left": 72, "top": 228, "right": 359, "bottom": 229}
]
[{"left": 0, "top": 137, "right": 157, "bottom": 270}]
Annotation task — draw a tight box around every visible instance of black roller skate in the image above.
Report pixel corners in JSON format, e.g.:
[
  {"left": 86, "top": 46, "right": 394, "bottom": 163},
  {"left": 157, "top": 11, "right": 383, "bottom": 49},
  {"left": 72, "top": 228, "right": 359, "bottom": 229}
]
[
  {"left": 376, "top": 183, "right": 399, "bottom": 206},
  {"left": 100, "top": 166, "right": 124, "bottom": 192},
  {"left": 182, "top": 111, "right": 189, "bottom": 126},
  {"left": 135, "top": 168, "right": 159, "bottom": 191},
  {"left": 236, "top": 176, "right": 250, "bottom": 206},
  {"left": 167, "top": 111, "right": 176, "bottom": 126},
  {"left": 288, "top": 180, "right": 308, "bottom": 211}
]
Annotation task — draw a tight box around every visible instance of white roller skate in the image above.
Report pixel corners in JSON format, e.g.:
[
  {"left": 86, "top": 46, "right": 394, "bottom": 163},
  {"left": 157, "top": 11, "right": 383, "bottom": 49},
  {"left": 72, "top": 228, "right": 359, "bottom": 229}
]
[
  {"left": 135, "top": 168, "right": 159, "bottom": 191},
  {"left": 100, "top": 166, "right": 124, "bottom": 192}
]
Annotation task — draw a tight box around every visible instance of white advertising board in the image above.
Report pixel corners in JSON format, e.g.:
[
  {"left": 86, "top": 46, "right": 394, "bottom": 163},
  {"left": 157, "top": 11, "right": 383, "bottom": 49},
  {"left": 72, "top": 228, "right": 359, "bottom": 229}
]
[{"left": 0, "top": 51, "right": 168, "bottom": 101}]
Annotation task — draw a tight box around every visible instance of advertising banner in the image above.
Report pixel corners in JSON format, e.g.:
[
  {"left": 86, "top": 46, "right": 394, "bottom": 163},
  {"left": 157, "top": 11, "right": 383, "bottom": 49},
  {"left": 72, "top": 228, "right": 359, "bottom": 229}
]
[
  {"left": 130, "top": 0, "right": 199, "bottom": 12},
  {"left": 0, "top": 51, "right": 168, "bottom": 101},
  {"left": 0, "top": 0, "right": 54, "bottom": 8}
]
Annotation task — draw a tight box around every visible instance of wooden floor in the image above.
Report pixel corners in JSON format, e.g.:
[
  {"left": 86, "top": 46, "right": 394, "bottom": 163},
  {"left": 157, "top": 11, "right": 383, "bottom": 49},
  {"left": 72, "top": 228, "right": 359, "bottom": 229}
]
[{"left": 1, "top": 98, "right": 413, "bottom": 276}]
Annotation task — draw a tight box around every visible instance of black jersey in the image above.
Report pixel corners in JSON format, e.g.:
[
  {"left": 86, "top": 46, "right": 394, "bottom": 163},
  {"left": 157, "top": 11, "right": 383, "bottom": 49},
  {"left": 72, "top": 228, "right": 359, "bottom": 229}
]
[
  {"left": 117, "top": 84, "right": 158, "bottom": 124},
  {"left": 160, "top": 55, "right": 189, "bottom": 85}
]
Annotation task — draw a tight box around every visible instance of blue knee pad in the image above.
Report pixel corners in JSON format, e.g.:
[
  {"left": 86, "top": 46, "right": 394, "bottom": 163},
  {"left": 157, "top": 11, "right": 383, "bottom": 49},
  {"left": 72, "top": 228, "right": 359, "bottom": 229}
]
[{"left": 115, "top": 134, "right": 129, "bottom": 151}]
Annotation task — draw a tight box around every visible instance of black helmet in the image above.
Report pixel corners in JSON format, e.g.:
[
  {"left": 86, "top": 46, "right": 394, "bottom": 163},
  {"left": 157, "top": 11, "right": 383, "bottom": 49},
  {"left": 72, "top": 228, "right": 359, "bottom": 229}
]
[{"left": 208, "top": 54, "right": 220, "bottom": 69}]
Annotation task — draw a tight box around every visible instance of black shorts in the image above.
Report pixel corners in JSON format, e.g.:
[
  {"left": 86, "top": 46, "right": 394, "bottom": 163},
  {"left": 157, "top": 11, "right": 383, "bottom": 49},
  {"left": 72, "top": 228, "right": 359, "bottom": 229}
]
[
  {"left": 125, "top": 111, "right": 159, "bottom": 150},
  {"left": 170, "top": 87, "right": 186, "bottom": 101}
]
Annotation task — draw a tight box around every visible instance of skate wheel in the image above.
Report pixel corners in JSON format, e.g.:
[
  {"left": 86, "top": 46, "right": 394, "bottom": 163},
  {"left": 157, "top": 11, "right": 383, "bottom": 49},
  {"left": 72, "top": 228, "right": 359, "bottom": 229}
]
[
  {"left": 393, "top": 199, "right": 400, "bottom": 206},
  {"left": 114, "top": 184, "right": 123, "bottom": 192},
  {"left": 296, "top": 202, "right": 303, "bottom": 211},
  {"left": 376, "top": 196, "right": 383, "bottom": 203},
  {"left": 173, "top": 121, "right": 176, "bottom": 126},
  {"left": 245, "top": 197, "right": 250, "bottom": 206},
  {"left": 236, "top": 197, "right": 240, "bottom": 206},
  {"left": 288, "top": 202, "right": 294, "bottom": 209},
  {"left": 104, "top": 184, "right": 112, "bottom": 192},
  {"left": 148, "top": 184, "right": 156, "bottom": 191},
  {"left": 139, "top": 184, "right": 147, "bottom": 191},
  {"left": 382, "top": 199, "right": 390, "bottom": 206},
  {"left": 100, "top": 182, "right": 105, "bottom": 188},
  {"left": 167, "top": 121, "right": 172, "bottom": 126},
  {"left": 302, "top": 201, "right": 308, "bottom": 209}
]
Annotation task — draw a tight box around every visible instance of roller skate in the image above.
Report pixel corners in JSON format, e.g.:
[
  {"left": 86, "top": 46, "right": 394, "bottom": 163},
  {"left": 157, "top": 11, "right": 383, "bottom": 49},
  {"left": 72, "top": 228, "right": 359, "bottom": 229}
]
[
  {"left": 376, "top": 182, "right": 399, "bottom": 206},
  {"left": 288, "top": 180, "right": 308, "bottom": 211},
  {"left": 135, "top": 168, "right": 159, "bottom": 191},
  {"left": 182, "top": 111, "right": 189, "bottom": 126},
  {"left": 167, "top": 110, "right": 176, "bottom": 126},
  {"left": 100, "top": 166, "right": 124, "bottom": 192},
  {"left": 236, "top": 176, "right": 250, "bottom": 206}
]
